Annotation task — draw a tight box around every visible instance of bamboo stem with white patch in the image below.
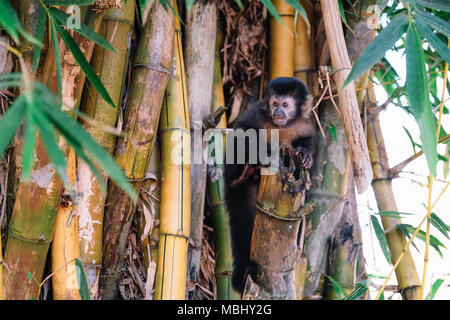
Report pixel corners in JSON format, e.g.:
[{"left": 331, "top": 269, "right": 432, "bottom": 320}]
[{"left": 77, "top": 0, "right": 135, "bottom": 299}]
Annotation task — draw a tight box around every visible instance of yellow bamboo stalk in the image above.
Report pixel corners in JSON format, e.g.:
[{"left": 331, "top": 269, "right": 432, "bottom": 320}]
[
  {"left": 294, "top": 0, "right": 314, "bottom": 86},
  {"left": 51, "top": 148, "right": 81, "bottom": 300},
  {"left": 366, "top": 81, "right": 421, "bottom": 300},
  {"left": 270, "top": 0, "right": 295, "bottom": 79},
  {"left": 154, "top": 3, "right": 191, "bottom": 299}
]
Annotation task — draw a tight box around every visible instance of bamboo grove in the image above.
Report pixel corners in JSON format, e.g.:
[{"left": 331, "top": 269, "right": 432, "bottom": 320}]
[{"left": 0, "top": 0, "right": 449, "bottom": 300}]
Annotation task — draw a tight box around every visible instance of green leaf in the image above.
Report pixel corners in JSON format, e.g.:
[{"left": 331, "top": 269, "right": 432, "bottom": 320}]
[
  {"left": 261, "top": 0, "right": 284, "bottom": 25},
  {"left": 405, "top": 25, "right": 438, "bottom": 176},
  {"left": 32, "top": 104, "right": 68, "bottom": 185},
  {"left": 337, "top": 0, "right": 347, "bottom": 25},
  {"left": 414, "top": 9, "right": 450, "bottom": 38},
  {"left": 444, "top": 144, "right": 449, "bottom": 179},
  {"left": 0, "top": 0, "right": 22, "bottom": 42},
  {"left": 75, "top": 259, "right": 91, "bottom": 300},
  {"left": 326, "top": 275, "right": 346, "bottom": 300},
  {"left": 376, "top": 211, "right": 414, "bottom": 218},
  {"left": 32, "top": 4, "right": 47, "bottom": 72},
  {"left": 0, "top": 73, "right": 23, "bottom": 89},
  {"left": 36, "top": 90, "right": 136, "bottom": 200},
  {"left": 50, "top": 21, "right": 63, "bottom": 102},
  {"left": 185, "top": 0, "right": 195, "bottom": 10},
  {"left": 398, "top": 224, "right": 446, "bottom": 258},
  {"left": 0, "top": 96, "right": 26, "bottom": 159},
  {"left": 21, "top": 106, "right": 37, "bottom": 181},
  {"left": 370, "top": 215, "right": 392, "bottom": 264},
  {"left": 234, "top": 0, "right": 243, "bottom": 9},
  {"left": 42, "top": 0, "right": 96, "bottom": 5},
  {"left": 344, "top": 13, "right": 409, "bottom": 87},
  {"left": 430, "top": 212, "right": 450, "bottom": 239},
  {"left": 53, "top": 22, "right": 115, "bottom": 108},
  {"left": 403, "top": 125, "right": 418, "bottom": 153},
  {"left": 414, "top": 20, "right": 450, "bottom": 63},
  {"left": 330, "top": 124, "right": 337, "bottom": 143},
  {"left": 343, "top": 285, "right": 367, "bottom": 300},
  {"left": 285, "top": 0, "right": 309, "bottom": 29},
  {"left": 48, "top": 7, "right": 116, "bottom": 53},
  {"left": 426, "top": 278, "right": 444, "bottom": 300},
  {"left": 27, "top": 272, "right": 33, "bottom": 284},
  {"left": 410, "top": 0, "right": 450, "bottom": 13}
]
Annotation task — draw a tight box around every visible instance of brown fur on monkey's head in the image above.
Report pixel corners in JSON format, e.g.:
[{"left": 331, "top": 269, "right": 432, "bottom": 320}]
[{"left": 264, "top": 77, "right": 313, "bottom": 126}]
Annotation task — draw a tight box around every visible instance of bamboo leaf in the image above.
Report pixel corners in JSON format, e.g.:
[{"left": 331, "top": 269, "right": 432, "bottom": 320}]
[
  {"left": 403, "top": 125, "right": 418, "bottom": 153},
  {"left": 344, "top": 13, "right": 408, "bottom": 87},
  {"left": 409, "top": 0, "right": 450, "bottom": 13},
  {"left": 0, "top": 95, "right": 26, "bottom": 158},
  {"left": 430, "top": 212, "right": 450, "bottom": 239},
  {"left": 285, "top": 0, "right": 309, "bottom": 28},
  {"left": 398, "top": 224, "right": 446, "bottom": 258},
  {"left": 0, "top": 73, "right": 23, "bottom": 89},
  {"left": 337, "top": 0, "right": 347, "bottom": 25},
  {"left": 426, "top": 278, "right": 444, "bottom": 300},
  {"left": 52, "top": 22, "right": 116, "bottom": 108},
  {"left": 32, "top": 104, "right": 68, "bottom": 185},
  {"left": 42, "top": 0, "right": 96, "bottom": 5},
  {"left": 50, "top": 21, "right": 62, "bottom": 102},
  {"left": 48, "top": 7, "right": 116, "bottom": 53},
  {"left": 0, "top": 0, "right": 22, "bottom": 42},
  {"left": 414, "top": 9, "right": 450, "bottom": 38},
  {"left": 370, "top": 215, "right": 392, "bottom": 264},
  {"left": 261, "top": 0, "right": 283, "bottom": 25},
  {"left": 376, "top": 211, "right": 414, "bottom": 218},
  {"left": 343, "top": 284, "right": 367, "bottom": 300},
  {"left": 405, "top": 25, "right": 438, "bottom": 176},
  {"left": 75, "top": 259, "right": 91, "bottom": 300},
  {"left": 185, "top": 0, "right": 195, "bottom": 10},
  {"left": 35, "top": 89, "right": 136, "bottom": 199},
  {"left": 326, "top": 275, "right": 346, "bottom": 300},
  {"left": 21, "top": 106, "right": 37, "bottom": 181},
  {"left": 414, "top": 20, "right": 450, "bottom": 63},
  {"left": 32, "top": 4, "right": 47, "bottom": 71}
]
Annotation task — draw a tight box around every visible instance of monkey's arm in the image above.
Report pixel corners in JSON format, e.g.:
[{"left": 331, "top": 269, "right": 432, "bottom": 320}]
[{"left": 292, "top": 136, "right": 314, "bottom": 169}]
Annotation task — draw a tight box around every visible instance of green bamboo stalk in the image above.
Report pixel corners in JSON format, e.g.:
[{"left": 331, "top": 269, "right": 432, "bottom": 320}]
[
  {"left": 99, "top": 0, "right": 175, "bottom": 299},
  {"left": 77, "top": 0, "right": 135, "bottom": 299},
  {"left": 206, "top": 29, "right": 239, "bottom": 300}
]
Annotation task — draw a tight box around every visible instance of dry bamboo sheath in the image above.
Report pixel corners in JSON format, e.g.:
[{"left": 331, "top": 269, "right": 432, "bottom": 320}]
[{"left": 320, "top": 0, "right": 373, "bottom": 193}]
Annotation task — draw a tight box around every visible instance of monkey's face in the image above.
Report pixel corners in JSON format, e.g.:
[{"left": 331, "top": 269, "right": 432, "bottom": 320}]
[{"left": 268, "top": 95, "right": 297, "bottom": 126}]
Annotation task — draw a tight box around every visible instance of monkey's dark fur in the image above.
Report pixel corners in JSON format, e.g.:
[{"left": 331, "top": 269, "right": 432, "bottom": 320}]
[{"left": 224, "top": 77, "right": 316, "bottom": 293}]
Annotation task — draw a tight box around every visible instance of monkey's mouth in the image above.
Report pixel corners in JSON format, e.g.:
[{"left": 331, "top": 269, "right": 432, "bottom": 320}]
[{"left": 273, "top": 117, "right": 287, "bottom": 125}]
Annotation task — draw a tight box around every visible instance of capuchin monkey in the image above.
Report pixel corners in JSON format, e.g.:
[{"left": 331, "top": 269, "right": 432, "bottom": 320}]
[{"left": 225, "top": 77, "right": 316, "bottom": 293}]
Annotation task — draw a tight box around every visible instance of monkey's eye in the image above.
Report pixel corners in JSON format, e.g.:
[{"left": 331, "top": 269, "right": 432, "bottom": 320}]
[
  {"left": 273, "top": 101, "right": 278, "bottom": 108},
  {"left": 282, "top": 102, "right": 288, "bottom": 108}
]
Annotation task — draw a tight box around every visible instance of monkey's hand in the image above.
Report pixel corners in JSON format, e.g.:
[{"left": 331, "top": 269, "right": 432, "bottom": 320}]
[
  {"left": 229, "top": 163, "right": 262, "bottom": 187},
  {"left": 295, "top": 146, "right": 313, "bottom": 170}
]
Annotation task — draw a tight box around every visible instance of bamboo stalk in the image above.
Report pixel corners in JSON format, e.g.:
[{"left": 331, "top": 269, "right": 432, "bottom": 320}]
[
  {"left": 154, "top": 2, "right": 190, "bottom": 299},
  {"left": 206, "top": 29, "right": 239, "bottom": 300},
  {"left": 294, "top": 0, "right": 314, "bottom": 86},
  {"left": 3, "top": 8, "right": 103, "bottom": 300},
  {"left": 77, "top": 0, "right": 135, "bottom": 299},
  {"left": 293, "top": 0, "right": 314, "bottom": 298},
  {"left": 243, "top": 148, "right": 309, "bottom": 299},
  {"left": 99, "top": 0, "right": 174, "bottom": 299},
  {"left": 51, "top": 148, "right": 81, "bottom": 300},
  {"left": 270, "top": 0, "right": 295, "bottom": 78},
  {"left": 366, "top": 82, "right": 421, "bottom": 300},
  {"left": 184, "top": 0, "right": 217, "bottom": 299},
  {"left": 319, "top": 0, "right": 373, "bottom": 194},
  {"left": 325, "top": 222, "right": 357, "bottom": 300}
]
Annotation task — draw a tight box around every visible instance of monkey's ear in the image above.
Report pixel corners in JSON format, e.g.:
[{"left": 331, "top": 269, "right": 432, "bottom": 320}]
[{"left": 301, "top": 94, "right": 313, "bottom": 117}]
